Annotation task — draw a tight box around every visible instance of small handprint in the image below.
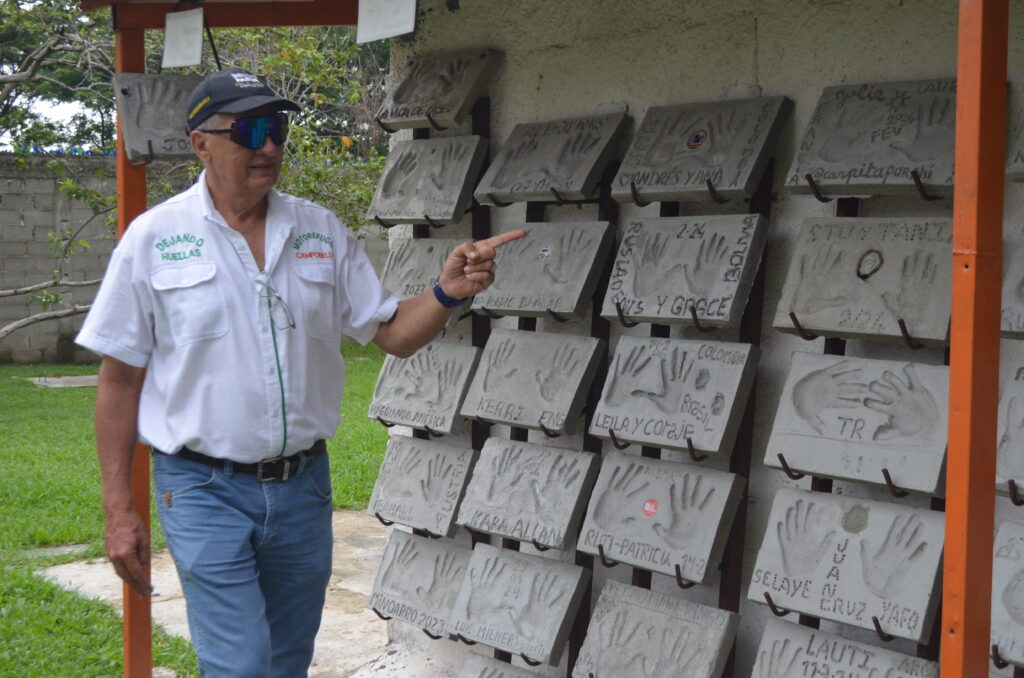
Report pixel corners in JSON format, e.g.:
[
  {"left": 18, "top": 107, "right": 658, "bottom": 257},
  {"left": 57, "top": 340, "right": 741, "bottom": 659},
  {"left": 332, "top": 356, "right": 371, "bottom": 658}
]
[
  {"left": 383, "top": 239, "right": 417, "bottom": 287},
  {"left": 864, "top": 364, "right": 939, "bottom": 441},
  {"left": 542, "top": 130, "right": 602, "bottom": 184},
  {"left": 483, "top": 337, "right": 518, "bottom": 393},
  {"left": 998, "top": 397, "right": 1024, "bottom": 481},
  {"left": 535, "top": 345, "right": 580, "bottom": 403},
  {"left": 652, "top": 474, "right": 715, "bottom": 550},
  {"left": 594, "top": 609, "right": 645, "bottom": 674},
  {"left": 381, "top": 149, "right": 420, "bottom": 199},
  {"left": 705, "top": 108, "right": 748, "bottom": 167},
  {"left": 793, "top": 244, "right": 854, "bottom": 315},
  {"left": 527, "top": 453, "right": 582, "bottom": 516},
  {"left": 860, "top": 512, "right": 928, "bottom": 598},
  {"left": 635, "top": 109, "right": 703, "bottom": 166},
  {"left": 512, "top": 571, "right": 566, "bottom": 637},
  {"left": 491, "top": 134, "right": 541, "bottom": 189},
  {"left": 606, "top": 345, "right": 653, "bottom": 406},
  {"left": 881, "top": 251, "right": 938, "bottom": 328},
  {"left": 381, "top": 538, "right": 419, "bottom": 597},
  {"left": 1001, "top": 567, "right": 1024, "bottom": 626},
  {"left": 485, "top": 237, "right": 529, "bottom": 292},
  {"left": 890, "top": 96, "right": 953, "bottom": 163},
  {"left": 777, "top": 499, "right": 836, "bottom": 579},
  {"left": 791, "top": 359, "right": 868, "bottom": 435},
  {"left": 465, "top": 555, "right": 507, "bottom": 621},
  {"left": 140, "top": 77, "right": 189, "bottom": 141},
  {"left": 425, "top": 360, "right": 464, "bottom": 407},
  {"left": 684, "top": 232, "right": 729, "bottom": 298},
  {"left": 381, "top": 445, "right": 422, "bottom": 498},
  {"left": 648, "top": 346, "right": 694, "bottom": 414},
  {"left": 592, "top": 463, "right": 650, "bottom": 531},
  {"left": 484, "top": 445, "right": 527, "bottom": 506},
  {"left": 428, "top": 141, "right": 470, "bottom": 192},
  {"left": 756, "top": 637, "right": 802, "bottom": 678},
  {"left": 374, "top": 357, "right": 403, "bottom": 399},
  {"left": 394, "top": 352, "right": 431, "bottom": 400},
  {"left": 818, "top": 100, "right": 885, "bottom": 163},
  {"left": 542, "top": 228, "right": 591, "bottom": 286},
  {"left": 420, "top": 453, "right": 454, "bottom": 504},
  {"left": 391, "top": 59, "right": 435, "bottom": 105},
  {"left": 631, "top": 232, "right": 683, "bottom": 297},
  {"left": 641, "top": 627, "right": 703, "bottom": 678},
  {"left": 415, "top": 550, "right": 464, "bottom": 609}
]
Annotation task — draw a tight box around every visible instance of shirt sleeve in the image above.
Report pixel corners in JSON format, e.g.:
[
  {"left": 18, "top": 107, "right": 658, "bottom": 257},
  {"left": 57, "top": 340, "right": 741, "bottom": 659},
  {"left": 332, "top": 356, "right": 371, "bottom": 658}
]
[{"left": 336, "top": 227, "right": 399, "bottom": 345}]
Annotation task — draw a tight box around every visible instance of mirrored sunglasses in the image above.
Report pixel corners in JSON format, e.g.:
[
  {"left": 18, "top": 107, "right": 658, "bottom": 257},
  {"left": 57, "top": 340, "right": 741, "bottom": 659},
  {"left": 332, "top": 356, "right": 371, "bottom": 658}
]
[{"left": 201, "top": 113, "right": 289, "bottom": 150}]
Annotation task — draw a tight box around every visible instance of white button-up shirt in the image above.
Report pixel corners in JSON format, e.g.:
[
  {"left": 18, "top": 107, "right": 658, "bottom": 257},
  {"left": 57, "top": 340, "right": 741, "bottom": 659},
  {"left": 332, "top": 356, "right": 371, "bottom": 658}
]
[{"left": 77, "top": 172, "right": 399, "bottom": 463}]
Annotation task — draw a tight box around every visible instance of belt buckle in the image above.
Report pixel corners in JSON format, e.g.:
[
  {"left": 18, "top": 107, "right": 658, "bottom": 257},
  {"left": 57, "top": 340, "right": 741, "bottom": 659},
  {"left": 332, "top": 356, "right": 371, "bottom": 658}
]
[{"left": 257, "top": 456, "right": 288, "bottom": 482}]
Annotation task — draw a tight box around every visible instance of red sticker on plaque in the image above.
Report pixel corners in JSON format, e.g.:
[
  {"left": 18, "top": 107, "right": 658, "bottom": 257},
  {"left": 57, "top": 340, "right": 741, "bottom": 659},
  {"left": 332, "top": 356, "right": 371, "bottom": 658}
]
[{"left": 643, "top": 499, "right": 659, "bottom": 516}]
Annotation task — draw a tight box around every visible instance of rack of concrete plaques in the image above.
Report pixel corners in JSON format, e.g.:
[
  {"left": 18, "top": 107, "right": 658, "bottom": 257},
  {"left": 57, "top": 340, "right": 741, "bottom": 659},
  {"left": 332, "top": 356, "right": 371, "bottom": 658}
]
[{"left": 359, "top": 54, "right": 1019, "bottom": 678}]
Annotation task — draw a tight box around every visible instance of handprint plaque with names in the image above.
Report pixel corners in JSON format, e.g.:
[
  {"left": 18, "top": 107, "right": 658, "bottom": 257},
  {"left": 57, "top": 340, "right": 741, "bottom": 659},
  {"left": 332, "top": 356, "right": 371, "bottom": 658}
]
[
  {"left": 990, "top": 520, "right": 1024, "bottom": 668},
  {"left": 751, "top": 617, "right": 937, "bottom": 678},
  {"left": 455, "top": 438, "right": 599, "bottom": 549},
  {"left": 611, "top": 96, "right": 791, "bottom": 203},
  {"left": 773, "top": 217, "right": 952, "bottom": 345},
  {"left": 786, "top": 79, "right": 956, "bottom": 196},
  {"left": 376, "top": 48, "right": 502, "bottom": 130},
  {"left": 471, "top": 222, "right": 613, "bottom": 319},
  {"left": 766, "top": 352, "right": 949, "bottom": 495},
  {"left": 381, "top": 238, "right": 470, "bottom": 300},
  {"left": 368, "top": 531, "right": 472, "bottom": 637},
  {"left": 748, "top": 488, "right": 945, "bottom": 643},
  {"left": 460, "top": 329, "right": 604, "bottom": 435},
  {"left": 572, "top": 580, "right": 738, "bottom": 678},
  {"left": 457, "top": 656, "right": 541, "bottom": 678},
  {"left": 600, "top": 215, "right": 767, "bottom": 328},
  {"left": 368, "top": 136, "right": 488, "bottom": 225},
  {"left": 446, "top": 543, "right": 590, "bottom": 665},
  {"left": 589, "top": 337, "right": 759, "bottom": 457},
  {"left": 577, "top": 451, "right": 744, "bottom": 583},
  {"left": 474, "top": 111, "right": 627, "bottom": 205},
  {"left": 367, "top": 435, "right": 476, "bottom": 536},
  {"left": 369, "top": 341, "right": 481, "bottom": 434},
  {"left": 113, "top": 74, "right": 203, "bottom": 162}
]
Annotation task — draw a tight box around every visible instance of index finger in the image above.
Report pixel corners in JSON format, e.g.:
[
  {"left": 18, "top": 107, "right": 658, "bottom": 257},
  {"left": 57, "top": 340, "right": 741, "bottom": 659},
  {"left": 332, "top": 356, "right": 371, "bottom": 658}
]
[{"left": 475, "top": 229, "right": 527, "bottom": 251}]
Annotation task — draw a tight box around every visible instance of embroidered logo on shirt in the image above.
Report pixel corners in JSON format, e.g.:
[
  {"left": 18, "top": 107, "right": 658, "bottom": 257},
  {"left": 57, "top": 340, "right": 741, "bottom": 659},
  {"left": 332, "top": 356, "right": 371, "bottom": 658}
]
[
  {"left": 293, "top": 231, "right": 335, "bottom": 259},
  {"left": 155, "top": 232, "right": 205, "bottom": 261}
]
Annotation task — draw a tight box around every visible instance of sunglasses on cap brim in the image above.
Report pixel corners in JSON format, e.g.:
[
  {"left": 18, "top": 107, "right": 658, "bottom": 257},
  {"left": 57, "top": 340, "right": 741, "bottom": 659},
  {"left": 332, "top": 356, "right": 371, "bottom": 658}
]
[{"left": 199, "top": 113, "right": 289, "bottom": 150}]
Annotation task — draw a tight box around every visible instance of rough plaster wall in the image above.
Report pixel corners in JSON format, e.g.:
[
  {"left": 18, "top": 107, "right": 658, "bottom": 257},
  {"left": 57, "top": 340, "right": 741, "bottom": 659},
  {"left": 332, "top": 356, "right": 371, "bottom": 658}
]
[{"left": 385, "top": 0, "right": 1024, "bottom": 675}]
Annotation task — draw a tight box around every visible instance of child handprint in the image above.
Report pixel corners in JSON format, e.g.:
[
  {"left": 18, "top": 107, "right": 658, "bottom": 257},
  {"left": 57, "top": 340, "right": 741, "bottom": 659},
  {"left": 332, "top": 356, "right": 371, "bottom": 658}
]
[{"left": 535, "top": 345, "right": 580, "bottom": 402}]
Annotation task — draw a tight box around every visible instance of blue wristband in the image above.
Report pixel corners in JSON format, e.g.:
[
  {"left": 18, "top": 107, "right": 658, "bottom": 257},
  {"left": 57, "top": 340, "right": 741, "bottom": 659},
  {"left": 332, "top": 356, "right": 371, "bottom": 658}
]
[{"left": 432, "top": 279, "right": 467, "bottom": 308}]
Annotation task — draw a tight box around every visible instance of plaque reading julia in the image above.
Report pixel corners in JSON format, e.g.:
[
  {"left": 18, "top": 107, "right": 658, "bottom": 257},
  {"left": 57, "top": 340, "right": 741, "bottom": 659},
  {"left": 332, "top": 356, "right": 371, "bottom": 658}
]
[
  {"left": 786, "top": 79, "right": 956, "bottom": 197},
  {"left": 114, "top": 73, "right": 203, "bottom": 162},
  {"left": 612, "top": 96, "right": 791, "bottom": 203},
  {"left": 381, "top": 238, "right": 469, "bottom": 300},
  {"left": 991, "top": 520, "right": 1024, "bottom": 669}
]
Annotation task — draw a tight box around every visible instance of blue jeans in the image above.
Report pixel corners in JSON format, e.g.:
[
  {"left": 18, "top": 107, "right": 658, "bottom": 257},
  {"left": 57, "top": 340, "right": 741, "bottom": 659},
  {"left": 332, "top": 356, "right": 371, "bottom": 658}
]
[{"left": 153, "top": 450, "right": 333, "bottom": 678}]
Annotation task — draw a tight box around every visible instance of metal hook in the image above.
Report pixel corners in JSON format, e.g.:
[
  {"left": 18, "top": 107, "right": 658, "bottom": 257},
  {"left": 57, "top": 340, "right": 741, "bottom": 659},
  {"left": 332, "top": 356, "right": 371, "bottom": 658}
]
[
  {"left": 545, "top": 308, "right": 570, "bottom": 323},
  {"left": 897, "top": 318, "right": 925, "bottom": 350},
  {"left": 804, "top": 174, "right": 833, "bottom": 203},
  {"left": 597, "top": 543, "right": 618, "bottom": 568},
  {"left": 689, "top": 304, "right": 714, "bottom": 333},
  {"left": 478, "top": 306, "right": 505, "bottom": 319},
  {"left": 882, "top": 468, "right": 909, "bottom": 498},
  {"left": 487, "top": 193, "right": 513, "bottom": 208},
  {"left": 457, "top": 310, "right": 474, "bottom": 322},
  {"left": 763, "top": 592, "right": 790, "bottom": 617},
  {"left": 777, "top": 454, "right": 806, "bottom": 481},
  {"left": 675, "top": 564, "right": 696, "bottom": 589},
  {"left": 549, "top": 187, "right": 583, "bottom": 209},
  {"left": 1008, "top": 479, "right": 1024, "bottom": 507},
  {"left": 373, "top": 215, "right": 394, "bottom": 230},
  {"left": 521, "top": 655, "right": 542, "bottom": 667},
  {"left": 705, "top": 178, "right": 730, "bottom": 204},
  {"left": 371, "top": 607, "right": 393, "bottom": 621},
  {"left": 531, "top": 539, "right": 550, "bottom": 552},
  {"left": 455, "top": 634, "right": 477, "bottom": 646},
  {"left": 424, "top": 112, "right": 444, "bottom": 132},
  {"left": 615, "top": 301, "right": 639, "bottom": 328},
  {"left": 608, "top": 428, "right": 630, "bottom": 450},
  {"left": 374, "top": 512, "right": 395, "bottom": 527},
  {"left": 687, "top": 438, "right": 708, "bottom": 462},
  {"left": 376, "top": 416, "right": 396, "bottom": 428},
  {"left": 424, "top": 426, "right": 445, "bottom": 439},
  {"left": 422, "top": 628, "right": 443, "bottom": 640},
  {"left": 789, "top": 311, "right": 819, "bottom": 341},
  {"left": 993, "top": 643, "right": 1011, "bottom": 669},
  {"left": 422, "top": 214, "right": 443, "bottom": 228},
  {"left": 630, "top": 180, "right": 651, "bottom": 207},
  {"left": 910, "top": 169, "right": 941, "bottom": 202},
  {"left": 129, "top": 140, "right": 155, "bottom": 167},
  {"left": 539, "top": 421, "right": 561, "bottom": 439},
  {"left": 871, "top": 616, "right": 894, "bottom": 642},
  {"left": 373, "top": 116, "right": 397, "bottom": 134},
  {"left": 422, "top": 529, "right": 444, "bottom": 539}
]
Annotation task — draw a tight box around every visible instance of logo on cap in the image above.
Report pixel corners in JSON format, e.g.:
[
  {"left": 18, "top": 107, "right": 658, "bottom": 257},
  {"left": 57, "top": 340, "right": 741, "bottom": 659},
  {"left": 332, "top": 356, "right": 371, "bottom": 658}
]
[{"left": 231, "top": 72, "right": 262, "bottom": 87}]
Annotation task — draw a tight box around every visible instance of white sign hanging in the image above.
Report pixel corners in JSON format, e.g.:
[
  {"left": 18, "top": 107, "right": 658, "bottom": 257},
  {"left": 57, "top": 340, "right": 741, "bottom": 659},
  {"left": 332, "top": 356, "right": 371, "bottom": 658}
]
[
  {"left": 357, "top": 0, "right": 416, "bottom": 44},
  {"left": 162, "top": 8, "right": 204, "bottom": 69}
]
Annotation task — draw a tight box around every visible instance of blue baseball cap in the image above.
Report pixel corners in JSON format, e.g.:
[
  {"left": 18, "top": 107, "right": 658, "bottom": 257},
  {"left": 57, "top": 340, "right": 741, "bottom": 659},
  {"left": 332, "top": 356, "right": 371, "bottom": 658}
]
[{"left": 186, "top": 67, "right": 300, "bottom": 132}]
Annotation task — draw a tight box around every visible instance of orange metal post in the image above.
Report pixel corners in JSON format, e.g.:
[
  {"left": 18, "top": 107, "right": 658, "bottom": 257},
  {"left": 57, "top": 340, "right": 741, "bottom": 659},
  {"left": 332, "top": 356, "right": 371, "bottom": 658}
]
[
  {"left": 942, "top": 0, "right": 1008, "bottom": 675},
  {"left": 114, "top": 27, "right": 152, "bottom": 678}
]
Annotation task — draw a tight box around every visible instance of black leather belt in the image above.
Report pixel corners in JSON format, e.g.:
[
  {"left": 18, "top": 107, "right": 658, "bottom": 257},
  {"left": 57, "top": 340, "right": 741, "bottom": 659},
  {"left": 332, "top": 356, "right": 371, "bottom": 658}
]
[{"left": 159, "top": 439, "right": 326, "bottom": 482}]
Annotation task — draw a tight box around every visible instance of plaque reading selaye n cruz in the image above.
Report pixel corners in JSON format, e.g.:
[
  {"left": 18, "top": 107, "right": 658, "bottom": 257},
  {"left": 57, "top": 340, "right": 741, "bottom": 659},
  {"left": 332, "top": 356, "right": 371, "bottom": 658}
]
[
  {"left": 589, "top": 337, "right": 759, "bottom": 458},
  {"left": 612, "top": 96, "right": 792, "bottom": 203},
  {"left": 369, "top": 341, "right": 481, "bottom": 434},
  {"left": 367, "top": 435, "right": 476, "bottom": 537},
  {"left": 601, "top": 215, "right": 767, "bottom": 328},
  {"left": 786, "top": 79, "right": 956, "bottom": 196},
  {"left": 113, "top": 74, "right": 203, "bottom": 162},
  {"left": 991, "top": 520, "right": 1024, "bottom": 669},
  {"left": 572, "top": 580, "right": 739, "bottom": 678},
  {"left": 471, "top": 221, "right": 614, "bottom": 320},
  {"left": 748, "top": 488, "right": 945, "bottom": 644},
  {"left": 577, "top": 451, "right": 744, "bottom": 583},
  {"left": 381, "top": 238, "right": 469, "bottom": 300},
  {"left": 773, "top": 217, "right": 952, "bottom": 346},
  {"left": 765, "top": 351, "right": 948, "bottom": 496}
]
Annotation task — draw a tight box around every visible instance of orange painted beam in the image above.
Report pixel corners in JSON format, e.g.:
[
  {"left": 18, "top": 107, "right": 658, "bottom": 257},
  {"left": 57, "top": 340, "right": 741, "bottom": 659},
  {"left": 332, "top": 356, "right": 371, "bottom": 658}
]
[
  {"left": 942, "top": 0, "right": 1007, "bottom": 676},
  {"left": 115, "top": 27, "right": 152, "bottom": 678},
  {"left": 106, "top": 0, "right": 356, "bottom": 29}
]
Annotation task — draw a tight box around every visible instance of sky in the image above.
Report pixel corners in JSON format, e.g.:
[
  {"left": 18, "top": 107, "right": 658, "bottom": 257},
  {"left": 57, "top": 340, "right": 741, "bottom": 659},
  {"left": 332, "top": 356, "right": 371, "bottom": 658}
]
[{"left": 0, "top": 100, "right": 90, "bottom": 151}]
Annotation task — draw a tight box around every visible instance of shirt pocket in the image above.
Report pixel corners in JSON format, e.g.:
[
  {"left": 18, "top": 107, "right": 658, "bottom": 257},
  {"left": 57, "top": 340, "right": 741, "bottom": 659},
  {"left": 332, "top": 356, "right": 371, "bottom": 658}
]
[
  {"left": 294, "top": 264, "right": 341, "bottom": 341},
  {"left": 150, "top": 262, "right": 228, "bottom": 346}
]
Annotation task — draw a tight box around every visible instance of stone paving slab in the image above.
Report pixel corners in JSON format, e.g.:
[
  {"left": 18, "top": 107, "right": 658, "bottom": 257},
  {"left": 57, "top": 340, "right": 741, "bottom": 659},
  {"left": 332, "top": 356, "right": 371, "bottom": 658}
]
[
  {"left": 991, "top": 520, "right": 1024, "bottom": 669},
  {"left": 113, "top": 74, "right": 203, "bottom": 162}
]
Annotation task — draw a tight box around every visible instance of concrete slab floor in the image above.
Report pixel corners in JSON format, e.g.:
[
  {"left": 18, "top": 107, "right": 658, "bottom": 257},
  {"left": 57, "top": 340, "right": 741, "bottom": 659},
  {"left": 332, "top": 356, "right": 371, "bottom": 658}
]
[{"left": 25, "top": 375, "right": 98, "bottom": 388}]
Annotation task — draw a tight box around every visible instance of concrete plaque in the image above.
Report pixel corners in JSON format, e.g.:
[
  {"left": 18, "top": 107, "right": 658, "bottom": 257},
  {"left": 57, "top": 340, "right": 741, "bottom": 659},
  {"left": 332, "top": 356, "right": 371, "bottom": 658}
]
[
  {"left": 456, "top": 438, "right": 599, "bottom": 549},
  {"left": 600, "top": 215, "right": 767, "bottom": 328},
  {"left": 773, "top": 218, "right": 952, "bottom": 345},
  {"left": 1009, "top": 126, "right": 1024, "bottom": 181},
  {"left": 748, "top": 488, "right": 945, "bottom": 643},
  {"left": 471, "top": 222, "right": 614, "bottom": 319},
  {"left": 474, "top": 112, "right": 627, "bottom": 205},
  {"left": 368, "top": 136, "right": 488, "bottom": 225},
  {"left": 991, "top": 520, "right": 1024, "bottom": 668},
  {"left": 589, "top": 337, "right": 759, "bottom": 457},
  {"left": 368, "top": 531, "right": 472, "bottom": 637},
  {"left": 113, "top": 74, "right": 203, "bottom": 162},
  {"left": 376, "top": 48, "right": 502, "bottom": 130},
  {"left": 458, "top": 656, "right": 542, "bottom": 678},
  {"left": 751, "top": 617, "right": 938, "bottom": 678},
  {"left": 577, "top": 451, "right": 744, "bottom": 583},
  {"left": 997, "top": 357, "right": 1024, "bottom": 496},
  {"left": 369, "top": 341, "right": 481, "bottom": 434},
  {"left": 381, "top": 238, "right": 469, "bottom": 300},
  {"left": 572, "top": 580, "right": 739, "bottom": 678},
  {"left": 765, "top": 352, "right": 949, "bottom": 496},
  {"left": 612, "top": 96, "right": 791, "bottom": 203},
  {"left": 460, "top": 329, "right": 604, "bottom": 435},
  {"left": 447, "top": 543, "right": 590, "bottom": 665},
  {"left": 367, "top": 435, "right": 476, "bottom": 537},
  {"left": 1003, "top": 241, "right": 1024, "bottom": 337},
  {"left": 786, "top": 79, "right": 956, "bottom": 196}
]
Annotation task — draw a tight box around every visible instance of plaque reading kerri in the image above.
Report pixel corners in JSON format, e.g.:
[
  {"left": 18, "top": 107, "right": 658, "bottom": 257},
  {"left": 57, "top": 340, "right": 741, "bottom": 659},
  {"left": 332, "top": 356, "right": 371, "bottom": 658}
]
[{"left": 114, "top": 74, "right": 203, "bottom": 162}]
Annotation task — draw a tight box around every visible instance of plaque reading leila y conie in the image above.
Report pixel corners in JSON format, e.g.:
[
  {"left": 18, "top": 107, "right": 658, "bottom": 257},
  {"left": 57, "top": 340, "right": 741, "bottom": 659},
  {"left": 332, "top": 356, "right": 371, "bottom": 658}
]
[
  {"left": 474, "top": 111, "right": 627, "bottom": 205},
  {"left": 577, "top": 451, "right": 744, "bottom": 583},
  {"left": 369, "top": 341, "right": 481, "bottom": 434},
  {"left": 786, "top": 79, "right": 956, "bottom": 196},
  {"left": 367, "top": 531, "right": 472, "bottom": 637},
  {"left": 773, "top": 217, "right": 952, "bottom": 345},
  {"left": 572, "top": 580, "right": 739, "bottom": 678},
  {"left": 456, "top": 438, "right": 599, "bottom": 550},
  {"left": 996, "top": 354, "right": 1024, "bottom": 497},
  {"left": 751, "top": 617, "right": 937, "bottom": 678},
  {"left": 460, "top": 329, "right": 604, "bottom": 435},
  {"left": 376, "top": 48, "right": 502, "bottom": 130},
  {"left": 748, "top": 488, "right": 945, "bottom": 643},
  {"left": 612, "top": 96, "right": 791, "bottom": 203},
  {"left": 367, "top": 435, "right": 476, "bottom": 537},
  {"left": 381, "top": 238, "right": 469, "bottom": 300},
  {"left": 600, "top": 215, "right": 767, "bottom": 328},
  {"left": 368, "top": 136, "right": 488, "bottom": 225},
  {"left": 114, "top": 74, "right": 203, "bottom": 162},
  {"left": 991, "top": 520, "right": 1024, "bottom": 668},
  {"left": 471, "top": 222, "right": 613, "bottom": 319},
  {"left": 765, "top": 352, "right": 949, "bottom": 496},
  {"left": 447, "top": 543, "right": 590, "bottom": 665},
  {"left": 458, "top": 655, "right": 541, "bottom": 678}
]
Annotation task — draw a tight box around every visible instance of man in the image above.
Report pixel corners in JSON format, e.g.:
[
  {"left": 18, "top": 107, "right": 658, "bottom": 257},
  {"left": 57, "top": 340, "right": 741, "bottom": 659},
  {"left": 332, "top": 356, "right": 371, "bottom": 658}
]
[{"left": 76, "top": 67, "right": 523, "bottom": 677}]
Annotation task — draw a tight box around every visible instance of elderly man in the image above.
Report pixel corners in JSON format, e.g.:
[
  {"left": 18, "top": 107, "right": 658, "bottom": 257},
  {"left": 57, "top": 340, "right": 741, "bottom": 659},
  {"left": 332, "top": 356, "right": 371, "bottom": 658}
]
[{"left": 76, "top": 67, "right": 523, "bottom": 677}]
